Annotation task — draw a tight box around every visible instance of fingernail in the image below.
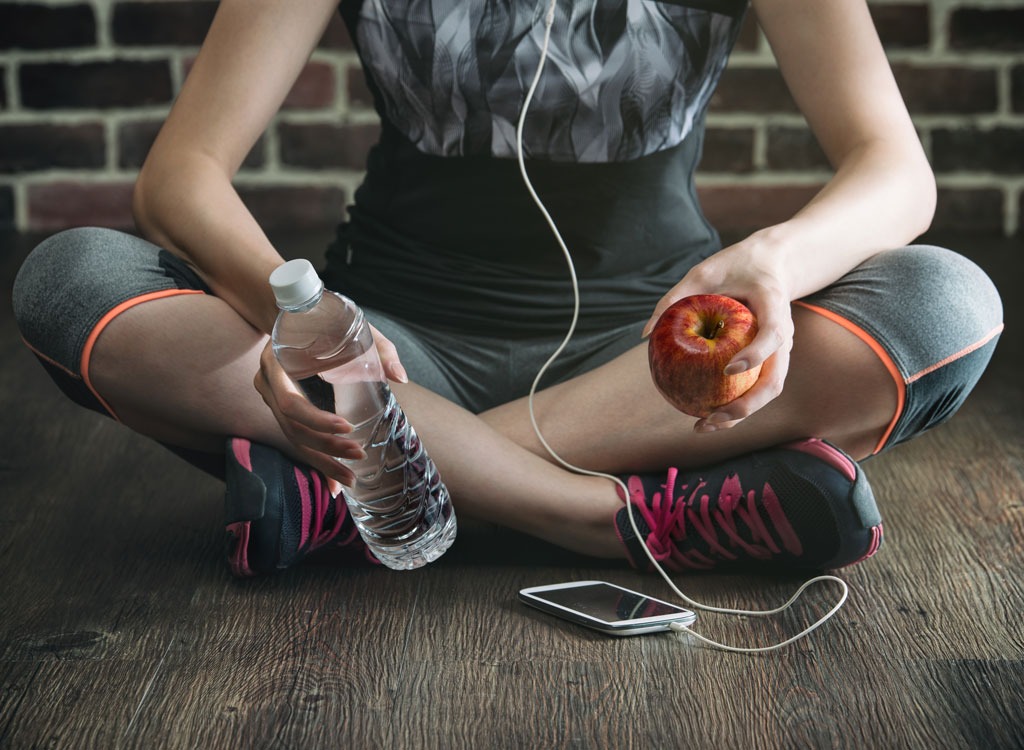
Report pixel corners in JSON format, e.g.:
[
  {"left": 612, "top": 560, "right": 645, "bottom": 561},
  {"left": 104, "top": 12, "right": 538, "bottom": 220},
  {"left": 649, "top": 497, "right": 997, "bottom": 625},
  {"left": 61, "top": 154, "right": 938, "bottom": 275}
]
[
  {"left": 394, "top": 364, "right": 409, "bottom": 384},
  {"left": 641, "top": 324, "right": 652, "bottom": 339},
  {"left": 707, "top": 412, "right": 730, "bottom": 424},
  {"left": 724, "top": 360, "right": 748, "bottom": 376},
  {"left": 695, "top": 422, "right": 717, "bottom": 433}
]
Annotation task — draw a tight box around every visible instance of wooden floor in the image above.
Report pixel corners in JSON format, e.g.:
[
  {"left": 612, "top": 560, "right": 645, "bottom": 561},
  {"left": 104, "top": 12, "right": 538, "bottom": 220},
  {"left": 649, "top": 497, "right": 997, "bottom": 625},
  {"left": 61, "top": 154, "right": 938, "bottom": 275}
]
[{"left": 1, "top": 231, "right": 1022, "bottom": 749}]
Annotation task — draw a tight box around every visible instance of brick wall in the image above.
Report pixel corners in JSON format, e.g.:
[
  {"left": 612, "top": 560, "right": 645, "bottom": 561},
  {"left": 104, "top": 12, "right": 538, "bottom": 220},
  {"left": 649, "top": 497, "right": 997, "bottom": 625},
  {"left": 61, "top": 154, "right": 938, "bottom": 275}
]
[{"left": 1, "top": 0, "right": 1022, "bottom": 241}]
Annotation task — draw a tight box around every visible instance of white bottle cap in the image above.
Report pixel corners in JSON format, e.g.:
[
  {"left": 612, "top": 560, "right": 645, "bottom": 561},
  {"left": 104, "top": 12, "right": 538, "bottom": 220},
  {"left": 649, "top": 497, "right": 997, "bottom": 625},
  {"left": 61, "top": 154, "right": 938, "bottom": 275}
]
[{"left": 269, "top": 258, "right": 323, "bottom": 309}]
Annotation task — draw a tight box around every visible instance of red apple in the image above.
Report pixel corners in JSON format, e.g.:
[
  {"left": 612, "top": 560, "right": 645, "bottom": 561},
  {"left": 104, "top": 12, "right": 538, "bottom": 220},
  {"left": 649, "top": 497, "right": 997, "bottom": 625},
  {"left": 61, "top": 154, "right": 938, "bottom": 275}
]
[{"left": 648, "top": 294, "right": 762, "bottom": 418}]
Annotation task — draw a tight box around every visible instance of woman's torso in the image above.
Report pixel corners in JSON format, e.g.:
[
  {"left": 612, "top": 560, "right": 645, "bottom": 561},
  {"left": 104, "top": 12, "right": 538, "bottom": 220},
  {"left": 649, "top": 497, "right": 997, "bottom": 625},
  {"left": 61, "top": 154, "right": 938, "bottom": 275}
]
[{"left": 328, "top": 0, "right": 749, "bottom": 334}]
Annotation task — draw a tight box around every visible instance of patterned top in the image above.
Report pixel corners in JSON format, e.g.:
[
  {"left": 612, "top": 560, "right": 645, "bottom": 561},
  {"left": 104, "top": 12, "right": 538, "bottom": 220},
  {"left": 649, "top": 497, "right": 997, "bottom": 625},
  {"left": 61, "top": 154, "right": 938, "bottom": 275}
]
[
  {"left": 345, "top": 0, "right": 748, "bottom": 162},
  {"left": 329, "top": 0, "right": 750, "bottom": 334}
]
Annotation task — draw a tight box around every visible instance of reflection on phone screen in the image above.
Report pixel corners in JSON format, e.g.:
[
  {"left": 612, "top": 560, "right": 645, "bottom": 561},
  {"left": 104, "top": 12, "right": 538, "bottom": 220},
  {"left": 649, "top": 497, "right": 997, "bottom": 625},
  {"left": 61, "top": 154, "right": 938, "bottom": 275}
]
[{"left": 540, "top": 583, "right": 684, "bottom": 622}]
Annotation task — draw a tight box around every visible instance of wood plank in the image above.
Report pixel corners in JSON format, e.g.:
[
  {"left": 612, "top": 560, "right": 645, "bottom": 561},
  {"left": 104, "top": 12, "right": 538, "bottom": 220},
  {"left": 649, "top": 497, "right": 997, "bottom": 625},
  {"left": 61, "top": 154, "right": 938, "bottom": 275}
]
[
  {"left": 117, "top": 567, "right": 421, "bottom": 748},
  {"left": 1, "top": 232, "right": 1022, "bottom": 747},
  {"left": 391, "top": 565, "right": 653, "bottom": 748},
  {"left": 0, "top": 658, "right": 166, "bottom": 748}
]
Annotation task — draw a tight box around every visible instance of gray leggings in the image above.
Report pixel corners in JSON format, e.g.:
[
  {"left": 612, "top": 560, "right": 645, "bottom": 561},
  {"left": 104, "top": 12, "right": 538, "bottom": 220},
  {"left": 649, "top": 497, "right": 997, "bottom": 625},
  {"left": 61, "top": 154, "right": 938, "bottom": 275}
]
[{"left": 12, "top": 227, "right": 1003, "bottom": 462}]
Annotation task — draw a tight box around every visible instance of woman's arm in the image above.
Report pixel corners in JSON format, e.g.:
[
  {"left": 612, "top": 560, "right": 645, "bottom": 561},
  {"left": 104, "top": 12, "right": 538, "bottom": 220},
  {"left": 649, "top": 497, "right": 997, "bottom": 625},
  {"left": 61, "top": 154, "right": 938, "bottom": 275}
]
[
  {"left": 132, "top": 0, "right": 340, "bottom": 334},
  {"left": 134, "top": 0, "right": 405, "bottom": 479},
  {"left": 644, "top": 0, "right": 935, "bottom": 428},
  {"left": 746, "top": 0, "right": 936, "bottom": 299}
]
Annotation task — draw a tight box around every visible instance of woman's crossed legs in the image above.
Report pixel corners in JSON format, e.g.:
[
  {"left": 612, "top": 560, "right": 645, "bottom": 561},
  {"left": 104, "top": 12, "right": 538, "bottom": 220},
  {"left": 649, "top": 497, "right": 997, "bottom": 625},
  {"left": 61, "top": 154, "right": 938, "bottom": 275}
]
[{"left": 13, "top": 228, "right": 1002, "bottom": 570}]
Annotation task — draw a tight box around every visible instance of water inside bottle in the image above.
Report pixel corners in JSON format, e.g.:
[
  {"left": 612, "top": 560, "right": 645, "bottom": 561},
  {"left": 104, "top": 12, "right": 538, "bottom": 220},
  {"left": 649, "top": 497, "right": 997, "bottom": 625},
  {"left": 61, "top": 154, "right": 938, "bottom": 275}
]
[{"left": 278, "top": 342, "right": 455, "bottom": 566}]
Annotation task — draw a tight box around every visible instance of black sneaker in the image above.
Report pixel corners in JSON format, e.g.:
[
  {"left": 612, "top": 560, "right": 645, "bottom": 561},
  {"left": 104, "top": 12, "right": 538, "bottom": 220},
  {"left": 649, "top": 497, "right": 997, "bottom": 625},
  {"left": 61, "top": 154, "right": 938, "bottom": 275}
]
[
  {"left": 615, "top": 438, "right": 883, "bottom": 572},
  {"left": 224, "top": 437, "right": 368, "bottom": 577}
]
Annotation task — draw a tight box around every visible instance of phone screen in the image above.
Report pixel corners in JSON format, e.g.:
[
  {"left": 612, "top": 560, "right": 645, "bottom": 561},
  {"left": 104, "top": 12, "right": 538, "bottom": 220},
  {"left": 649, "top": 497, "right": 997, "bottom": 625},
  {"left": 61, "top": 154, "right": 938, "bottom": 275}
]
[{"left": 531, "top": 582, "right": 687, "bottom": 622}]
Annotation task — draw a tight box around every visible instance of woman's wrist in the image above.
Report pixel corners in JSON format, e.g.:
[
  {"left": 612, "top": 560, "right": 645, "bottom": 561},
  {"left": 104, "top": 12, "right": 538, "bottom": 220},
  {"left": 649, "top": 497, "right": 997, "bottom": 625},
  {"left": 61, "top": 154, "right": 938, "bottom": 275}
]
[
  {"left": 741, "top": 217, "right": 861, "bottom": 302},
  {"left": 728, "top": 226, "right": 799, "bottom": 301}
]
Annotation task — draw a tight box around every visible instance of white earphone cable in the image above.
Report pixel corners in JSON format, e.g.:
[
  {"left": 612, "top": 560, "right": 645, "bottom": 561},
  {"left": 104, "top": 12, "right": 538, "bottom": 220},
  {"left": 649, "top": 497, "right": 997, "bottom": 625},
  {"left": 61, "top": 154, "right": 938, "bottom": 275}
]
[{"left": 515, "top": 0, "right": 848, "bottom": 653}]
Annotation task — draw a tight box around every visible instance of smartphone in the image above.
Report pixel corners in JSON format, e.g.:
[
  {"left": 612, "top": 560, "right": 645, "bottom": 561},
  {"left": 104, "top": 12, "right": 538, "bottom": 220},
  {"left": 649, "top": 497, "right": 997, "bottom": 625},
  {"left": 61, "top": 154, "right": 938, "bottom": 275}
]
[{"left": 518, "top": 580, "right": 697, "bottom": 637}]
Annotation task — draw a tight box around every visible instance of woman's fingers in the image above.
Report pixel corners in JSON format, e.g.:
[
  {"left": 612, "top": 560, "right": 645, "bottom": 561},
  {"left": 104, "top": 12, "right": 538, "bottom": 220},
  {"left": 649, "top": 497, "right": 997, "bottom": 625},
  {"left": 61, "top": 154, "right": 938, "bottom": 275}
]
[
  {"left": 694, "top": 343, "right": 791, "bottom": 431},
  {"left": 272, "top": 380, "right": 350, "bottom": 436},
  {"left": 692, "top": 291, "right": 795, "bottom": 430},
  {"left": 254, "top": 341, "right": 366, "bottom": 476},
  {"left": 293, "top": 444, "right": 358, "bottom": 486},
  {"left": 642, "top": 284, "right": 695, "bottom": 339},
  {"left": 728, "top": 305, "right": 792, "bottom": 373},
  {"left": 255, "top": 347, "right": 346, "bottom": 432},
  {"left": 369, "top": 324, "right": 408, "bottom": 384}
]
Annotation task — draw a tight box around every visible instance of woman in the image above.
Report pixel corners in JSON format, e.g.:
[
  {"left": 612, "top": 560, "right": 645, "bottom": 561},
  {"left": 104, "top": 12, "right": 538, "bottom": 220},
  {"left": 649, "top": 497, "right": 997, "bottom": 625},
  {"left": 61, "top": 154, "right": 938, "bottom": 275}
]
[{"left": 13, "top": 0, "right": 1003, "bottom": 576}]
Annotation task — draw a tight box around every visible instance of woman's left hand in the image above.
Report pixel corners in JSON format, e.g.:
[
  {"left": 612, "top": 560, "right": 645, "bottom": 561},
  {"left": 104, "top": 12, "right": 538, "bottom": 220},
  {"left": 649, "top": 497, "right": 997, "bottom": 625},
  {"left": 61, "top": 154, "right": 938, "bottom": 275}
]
[{"left": 642, "top": 238, "right": 795, "bottom": 432}]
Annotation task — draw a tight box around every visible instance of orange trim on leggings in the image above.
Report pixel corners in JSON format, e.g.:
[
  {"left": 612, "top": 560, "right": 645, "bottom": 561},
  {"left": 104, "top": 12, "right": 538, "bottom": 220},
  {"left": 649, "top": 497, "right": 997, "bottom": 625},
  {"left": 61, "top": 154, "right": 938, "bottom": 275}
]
[
  {"left": 21, "top": 336, "right": 80, "bottom": 379},
  {"left": 80, "top": 289, "right": 205, "bottom": 421},
  {"left": 907, "top": 323, "right": 1004, "bottom": 384},
  {"left": 793, "top": 300, "right": 905, "bottom": 455}
]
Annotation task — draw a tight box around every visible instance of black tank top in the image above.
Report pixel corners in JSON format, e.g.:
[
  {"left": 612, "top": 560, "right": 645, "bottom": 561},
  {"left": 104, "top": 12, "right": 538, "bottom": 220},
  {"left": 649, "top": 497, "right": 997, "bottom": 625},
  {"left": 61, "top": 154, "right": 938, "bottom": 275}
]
[{"left": 328, "top": 0, "right": 749, "bottom": 334}]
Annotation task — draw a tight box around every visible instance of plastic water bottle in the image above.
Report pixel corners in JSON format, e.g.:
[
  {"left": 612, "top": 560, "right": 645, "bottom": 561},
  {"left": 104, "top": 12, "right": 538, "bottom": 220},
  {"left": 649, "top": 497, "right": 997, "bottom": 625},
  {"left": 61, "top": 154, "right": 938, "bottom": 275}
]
[{"left": 268, "top": 259, "right": 457, "bottom": 570}]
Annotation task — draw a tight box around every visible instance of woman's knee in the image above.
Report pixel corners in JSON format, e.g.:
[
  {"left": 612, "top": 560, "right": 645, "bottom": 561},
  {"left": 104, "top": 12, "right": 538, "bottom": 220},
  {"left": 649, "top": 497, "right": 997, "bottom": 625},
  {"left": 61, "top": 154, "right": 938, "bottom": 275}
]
[
  {"left": 884, "top": 244, "right": 1002, "bottom": 340},
  {"left": 12, "top": 227, "right": 209, "bottom": 418},
  {"left": 802, "top": 244, "right": 1003, "bottom": 452},
  {"left": 14, "top": 227, "right": 124, "bottom": 369},
  {"left": 14, "top": 227, "right": 205, "bottom": 367},
  {"left": 868, "top": 245, "right": 1003, "bottom": 449}
]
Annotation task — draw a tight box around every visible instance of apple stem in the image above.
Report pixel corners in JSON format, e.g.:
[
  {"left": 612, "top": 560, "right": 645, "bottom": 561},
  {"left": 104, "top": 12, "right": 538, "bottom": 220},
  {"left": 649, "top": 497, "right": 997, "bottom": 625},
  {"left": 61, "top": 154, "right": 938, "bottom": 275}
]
[{"left": 703, "top": 318, "right": 726, "bottom": 340}]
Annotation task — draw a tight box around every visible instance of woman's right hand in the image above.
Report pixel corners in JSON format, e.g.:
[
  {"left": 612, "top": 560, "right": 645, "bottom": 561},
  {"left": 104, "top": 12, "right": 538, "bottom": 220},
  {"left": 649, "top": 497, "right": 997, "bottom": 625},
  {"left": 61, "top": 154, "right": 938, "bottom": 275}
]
[
  {"left": 254, "top": 340, "right": 364, "bottom": 486},
  {"left": 253, "top": 325, "right": 408, "bottom": 485}
]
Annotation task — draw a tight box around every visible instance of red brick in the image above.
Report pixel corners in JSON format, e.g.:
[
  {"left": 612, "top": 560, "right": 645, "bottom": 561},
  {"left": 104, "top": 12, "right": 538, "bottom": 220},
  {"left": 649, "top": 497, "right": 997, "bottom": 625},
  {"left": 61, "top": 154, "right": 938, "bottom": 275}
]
[
  {"left": 182, "top": 57, "right": 334, "bottom": 112},
  {"left": 320, "top": 12, "right": 354, "bottom": 50},
  {"left": 892, "top": 64, "right": 997, "bottom": 115},
  {"left": 118, "top": 120, "right": 265, "bottom": 169},
  {"left": 949, "top": 9, "right": 1024, "bottom": 51},
  {"left": 1012, "top": 65, "right": 1024, "bottom": 114},
  {"left": 237, "top": 186, "right": 347, "bottom": 231},
  {"left": 931, "top": 188, "right": 1003, "bottom": 234},
  {"left": 346, "top": 67, "right": 374, "bottom": 110},
  {"left": 0, "top": 3, "right": 96, "bottom": 50},
  {"left": 20, "top": 61, "right": 173, "bottom": 110},
  {"left": 28, "top": 181, "right": 135, "bottom": 232},
  {"left": 734, "top": 12, "right": 759, "bottom": 52},
  {"left": 697, "top": 184, "right": 823, "bottom": 236},
  {"left": 765, "top": 127, "right": 829, "bottom": 171},
  {"left": 869, "top": 4, "right": 929, "bottom": 49},
  {"left": 118, "top": 120, "right": 167, "bottom": 169},
  {"left": 278, "top": 122, "right": 380, "bottom": 170},
  {"left": 0, "top": 123, "right": 106, "bottom": 173},
  {"left": 282, "top": 63, "right": 336, "bottom": 110},
  {"left": 709, "top": 67, "right": 798, "bottom": 114},
  {"left": 0, "top": 185, "right": 13, "bottom": 229},
  {"left": 932, "top": 128, "right": 1024, "bottom": 175},
  {"left": 112, "top": 1, "right": 217, "bottom": 46},
  {"left": 698, "top": 128, "right": 755, "bottom": 173}
]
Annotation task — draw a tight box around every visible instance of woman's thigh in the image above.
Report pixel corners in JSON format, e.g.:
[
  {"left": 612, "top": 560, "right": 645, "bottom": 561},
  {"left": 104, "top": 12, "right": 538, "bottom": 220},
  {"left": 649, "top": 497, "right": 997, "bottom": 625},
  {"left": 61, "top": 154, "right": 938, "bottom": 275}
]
[
  {"left": 13, "top": 226, "right": 212, "bottom": 418},
  {"left": 478, "top": 244, "right": 1003, "bottom": 470},
  {"left": 12, "top": 227, "right": 231, "bottom": 474},
  {"left": 363, "top": 311, "right": 648, "bottom": 415},
  {"left": 798, "top": 244, "right": 1003, "bottom": 453}
]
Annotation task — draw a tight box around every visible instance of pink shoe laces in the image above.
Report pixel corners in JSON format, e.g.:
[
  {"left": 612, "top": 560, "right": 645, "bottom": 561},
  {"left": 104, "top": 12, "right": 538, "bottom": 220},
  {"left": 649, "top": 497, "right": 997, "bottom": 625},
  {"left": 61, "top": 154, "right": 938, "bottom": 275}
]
[
  {"left": 293, "top": 466, "right": 361, "bottom": 553},
  {"left": 227, "top": 438, "right": 369, "bottom": 577},
  {"left": 627, "top": 468, "right": 804, "bottom": 570}
]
